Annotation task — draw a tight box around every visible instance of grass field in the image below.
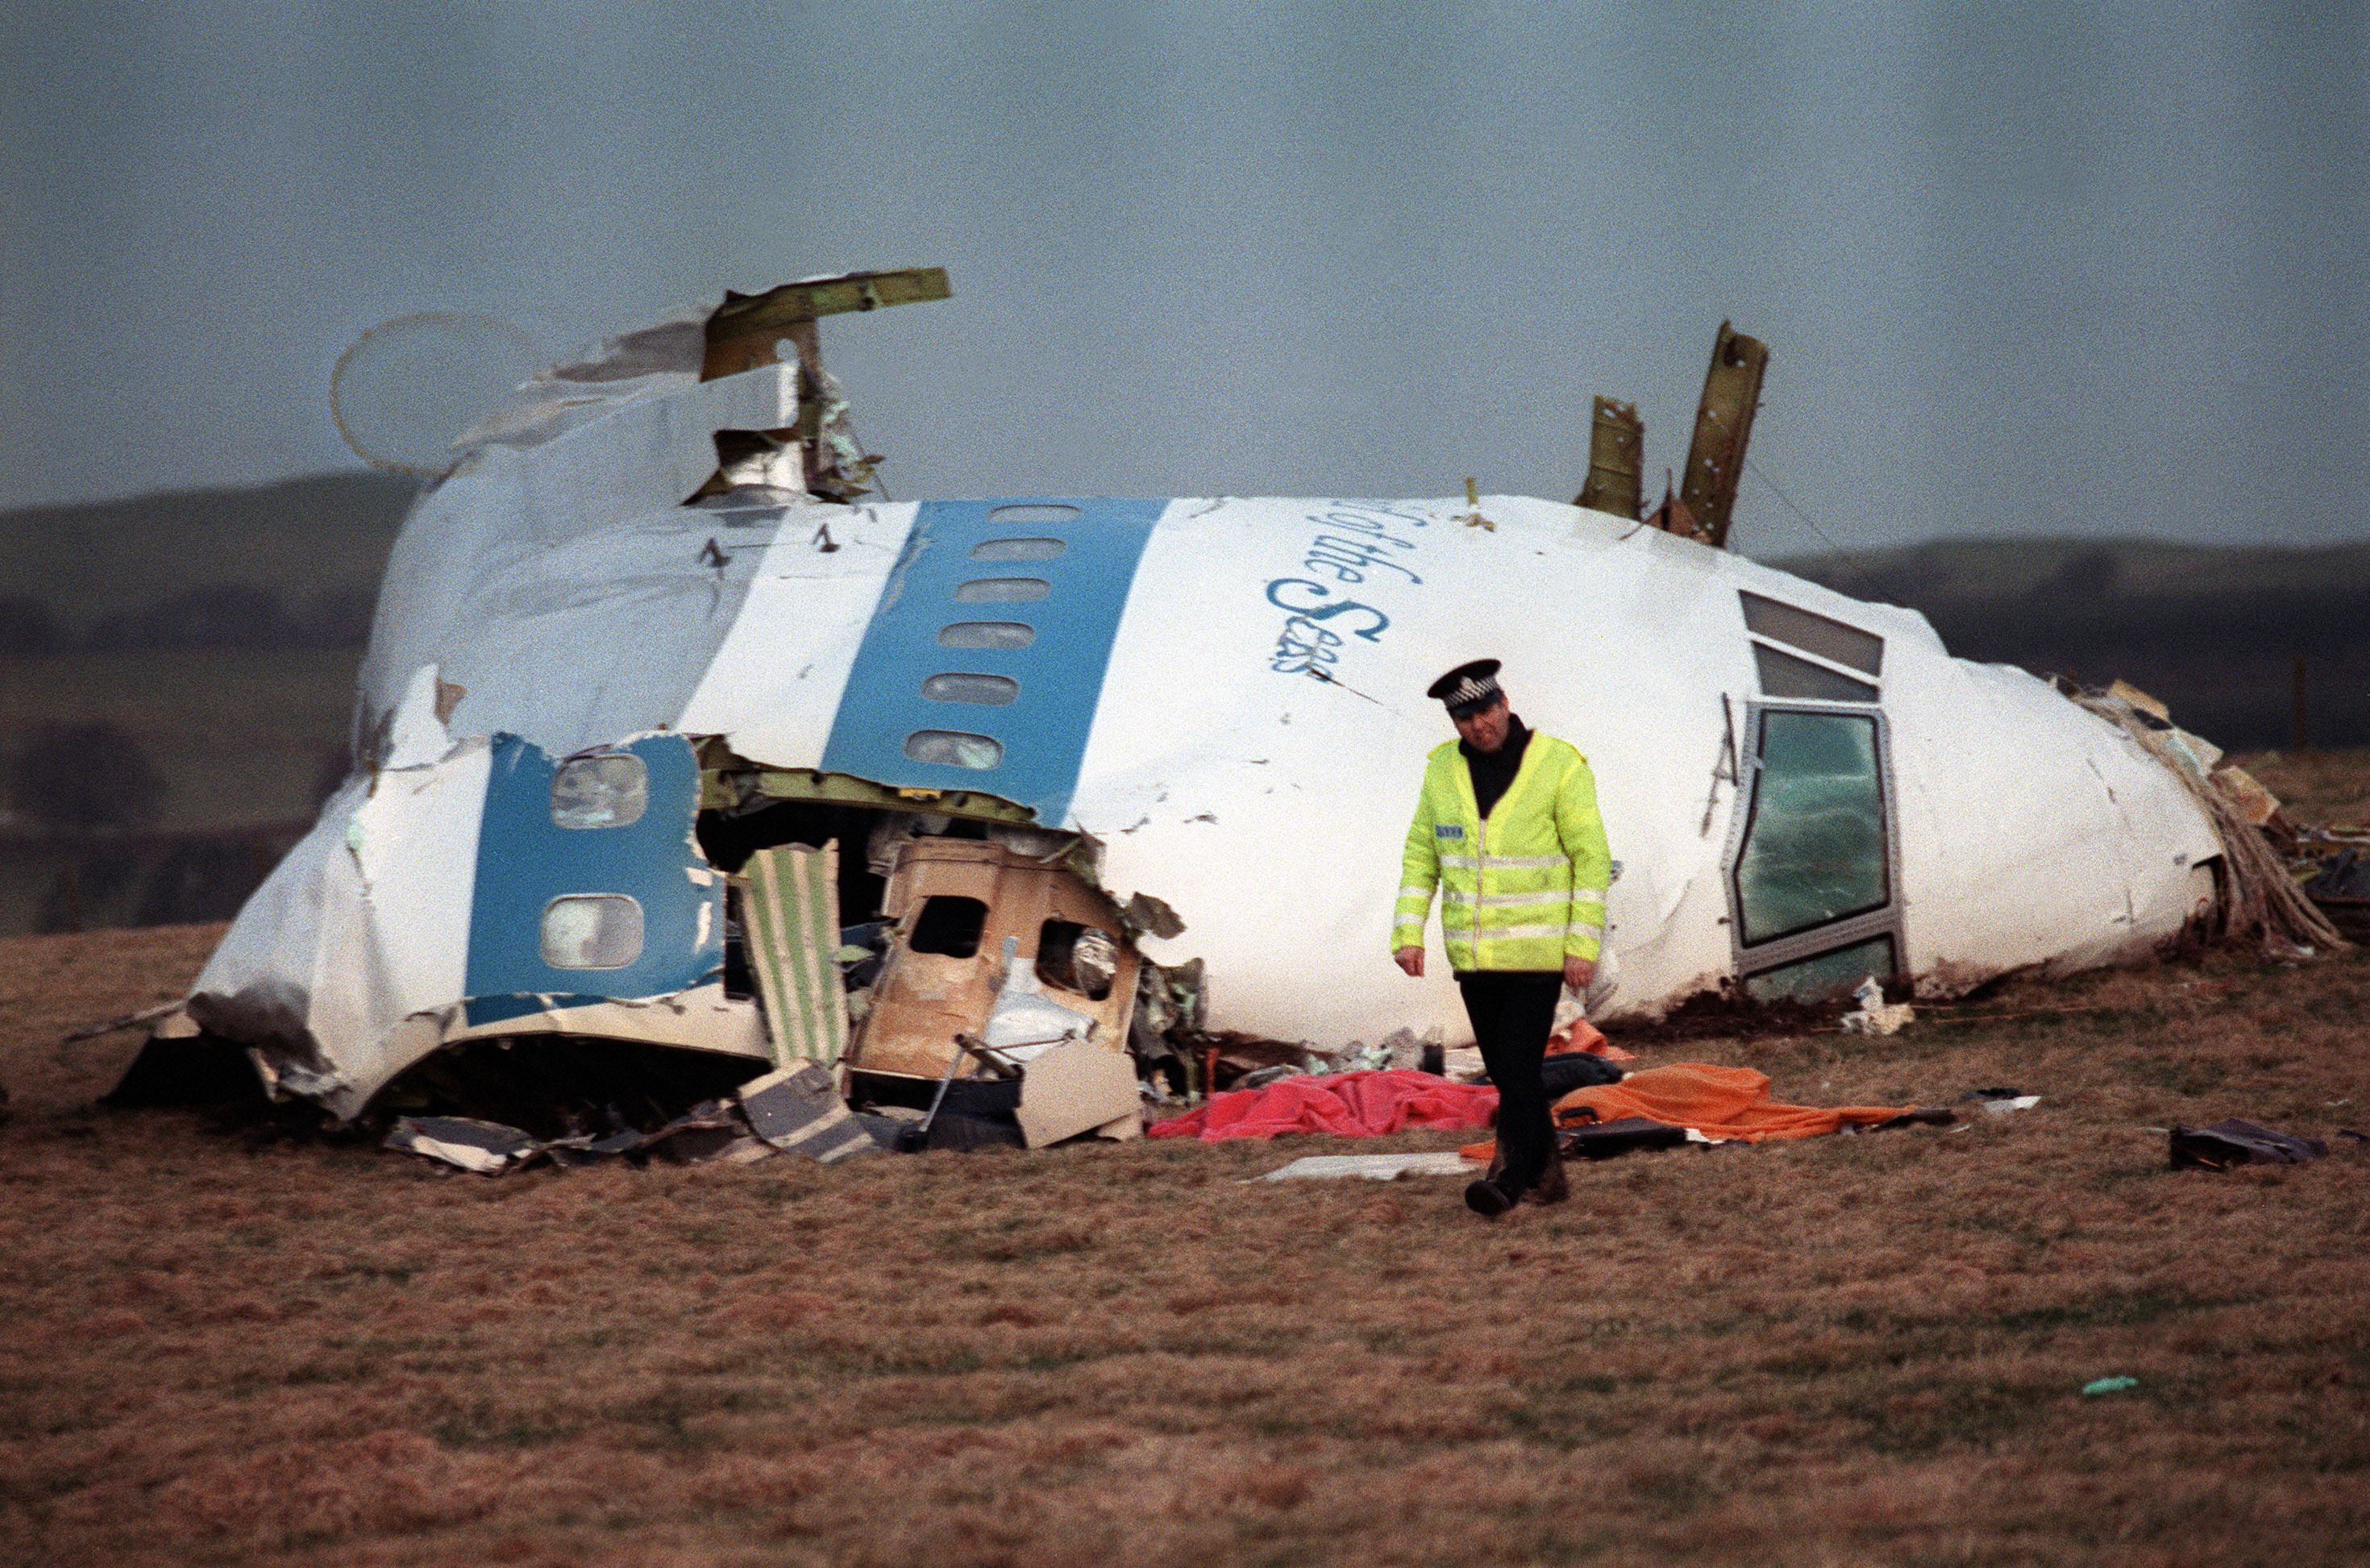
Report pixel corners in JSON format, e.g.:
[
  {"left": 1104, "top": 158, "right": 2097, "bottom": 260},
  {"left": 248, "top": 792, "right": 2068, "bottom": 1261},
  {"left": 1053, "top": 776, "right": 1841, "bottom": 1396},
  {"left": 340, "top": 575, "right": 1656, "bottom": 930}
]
[{"left": 3, "top": 910, "right": 2367, "bottom": 1566}]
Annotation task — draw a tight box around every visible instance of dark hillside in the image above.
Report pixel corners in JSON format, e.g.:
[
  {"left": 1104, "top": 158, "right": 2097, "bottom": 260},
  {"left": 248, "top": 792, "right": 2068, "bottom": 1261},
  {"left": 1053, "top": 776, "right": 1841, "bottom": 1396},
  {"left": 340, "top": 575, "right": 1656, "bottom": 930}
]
[
  {"left": 0, "top": 474, "right": 411, "bottom": 934},
  {"left": 0, "top": 472, "right": 414, "bottom": 650},
  {"left": 1775, "top": 541, "right": 2370, "bottom": 747}
]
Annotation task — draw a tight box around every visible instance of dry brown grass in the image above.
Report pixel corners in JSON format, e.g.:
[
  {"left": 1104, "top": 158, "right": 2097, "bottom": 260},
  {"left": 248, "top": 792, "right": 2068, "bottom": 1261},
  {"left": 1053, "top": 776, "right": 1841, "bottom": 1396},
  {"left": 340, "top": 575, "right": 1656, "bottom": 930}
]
[
  {"left": 4, "top": 922, "right": 2368, "bottom": 1566},
  {"left": 2236, "top": 747, "right": 2370, "bottom": 829}
]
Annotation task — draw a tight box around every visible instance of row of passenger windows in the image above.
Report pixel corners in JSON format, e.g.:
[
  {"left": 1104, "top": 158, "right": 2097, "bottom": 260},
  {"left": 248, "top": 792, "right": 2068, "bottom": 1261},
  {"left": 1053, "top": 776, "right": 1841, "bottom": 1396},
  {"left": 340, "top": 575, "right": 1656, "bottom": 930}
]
[
  {"left": 538, "top": 518, "right": 1078, "bottom": 966},
  {"left": 908, "top": 531, "right": 1066, "bottom": 771}
]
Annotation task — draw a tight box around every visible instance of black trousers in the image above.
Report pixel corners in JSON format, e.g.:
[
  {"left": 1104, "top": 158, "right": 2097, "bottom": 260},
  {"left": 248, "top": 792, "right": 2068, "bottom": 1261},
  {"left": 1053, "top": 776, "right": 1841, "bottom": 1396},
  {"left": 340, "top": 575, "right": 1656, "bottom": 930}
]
[{"left": 1457, "top": 971, "right": 1565, "bottom": 1196}]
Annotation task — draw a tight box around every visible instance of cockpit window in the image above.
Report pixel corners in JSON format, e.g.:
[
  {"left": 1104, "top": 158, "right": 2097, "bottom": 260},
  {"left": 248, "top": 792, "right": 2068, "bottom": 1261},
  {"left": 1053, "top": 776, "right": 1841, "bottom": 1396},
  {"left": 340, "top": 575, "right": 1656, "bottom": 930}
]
[{"left": 1732, "top": 710, "right": 1889, "bottom": 945}]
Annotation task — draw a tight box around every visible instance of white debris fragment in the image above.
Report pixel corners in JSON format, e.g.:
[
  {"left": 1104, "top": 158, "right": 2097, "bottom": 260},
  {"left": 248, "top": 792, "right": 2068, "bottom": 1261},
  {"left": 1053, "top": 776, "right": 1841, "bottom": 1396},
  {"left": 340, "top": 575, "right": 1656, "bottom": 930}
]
[
  {"left": 1254, "top": 1152, "right": 1477, "bottom": 1182},
  {"left": 1840, "top": 976, "right": 1915, "bottom": 1036}
]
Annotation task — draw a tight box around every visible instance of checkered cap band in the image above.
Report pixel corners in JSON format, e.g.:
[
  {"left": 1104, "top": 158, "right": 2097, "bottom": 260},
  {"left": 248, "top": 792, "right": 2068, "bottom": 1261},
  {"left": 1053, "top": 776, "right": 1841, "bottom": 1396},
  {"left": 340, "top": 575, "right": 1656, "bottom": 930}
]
[{"left": 1444, "top": 674, "right": 1500, "bottom": 709}]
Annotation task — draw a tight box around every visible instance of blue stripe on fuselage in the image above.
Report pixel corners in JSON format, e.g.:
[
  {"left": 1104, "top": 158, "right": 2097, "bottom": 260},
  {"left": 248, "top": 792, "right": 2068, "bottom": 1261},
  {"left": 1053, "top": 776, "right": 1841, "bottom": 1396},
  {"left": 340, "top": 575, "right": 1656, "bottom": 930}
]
[
  {"left": 462, "top": 732, "right": 722, "bottom": 1027},
  {"left": 818, "top": 498, "right": 1166, "bottom": 825}
]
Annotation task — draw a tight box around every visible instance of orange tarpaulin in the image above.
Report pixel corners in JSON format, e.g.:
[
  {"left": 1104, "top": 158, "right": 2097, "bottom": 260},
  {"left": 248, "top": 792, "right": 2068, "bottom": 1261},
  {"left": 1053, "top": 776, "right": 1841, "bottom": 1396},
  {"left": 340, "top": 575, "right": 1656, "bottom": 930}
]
[{"left": 1460, "top": 1063, "right": 1915, "bottom": 1162}]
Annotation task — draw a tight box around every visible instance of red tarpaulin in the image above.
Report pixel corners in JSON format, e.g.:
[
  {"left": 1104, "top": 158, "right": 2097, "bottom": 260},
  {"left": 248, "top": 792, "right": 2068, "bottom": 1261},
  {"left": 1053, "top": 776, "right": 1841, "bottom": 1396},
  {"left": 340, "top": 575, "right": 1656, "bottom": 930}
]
[{"left": 1148, "top": 1069, "right": 1500, "bottom": 1143}]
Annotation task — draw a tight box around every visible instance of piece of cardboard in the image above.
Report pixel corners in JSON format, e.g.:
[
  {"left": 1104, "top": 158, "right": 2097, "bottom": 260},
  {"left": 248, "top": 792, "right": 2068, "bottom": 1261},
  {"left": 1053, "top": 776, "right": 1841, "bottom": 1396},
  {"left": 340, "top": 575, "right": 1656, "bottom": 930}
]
[{"left": 1015, "top": 1042, "right": 1141, "bottom": 1149}]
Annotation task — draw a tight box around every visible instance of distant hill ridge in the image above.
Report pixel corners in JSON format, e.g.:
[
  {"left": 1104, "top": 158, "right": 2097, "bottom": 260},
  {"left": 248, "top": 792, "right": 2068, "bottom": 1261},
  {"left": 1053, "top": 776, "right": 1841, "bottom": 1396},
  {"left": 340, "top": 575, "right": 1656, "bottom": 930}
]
[
  {"left": 3, "top": 476, "right": 2362, "bottom": 746},
  {"left": 0, "top": 472, "right": 414, "bottom": 653},
  {"left": 1771, "top": 539, "right": 2370, "bottom": 747}
]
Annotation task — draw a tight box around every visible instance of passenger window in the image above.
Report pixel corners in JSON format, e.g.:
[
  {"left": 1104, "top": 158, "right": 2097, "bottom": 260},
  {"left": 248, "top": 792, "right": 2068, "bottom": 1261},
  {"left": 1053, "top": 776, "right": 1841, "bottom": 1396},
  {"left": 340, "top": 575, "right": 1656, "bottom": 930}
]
[
  {"left": 921, "top": 672, "right": 1020, "bottom": 705},
  {"left": 1753, "top": 643, "right": 1878, "bottom": 703},
  {"left": 971, "top": 538, "right": 1066, "bottom": 562},
  {"left": 908, "top": 896, "right": 989, "bottom": 958},
  {"left": 1037, "top": 918, "right": 1118, "bottom": 1000},
  {"left": 904, "top": 730, "right": 1004, "bottom": 769},
  {"left": 550, "top": 752, "right": 648, "bottom": 830},
  {"left": 986, "top": 503, "right": 1081, "bottom": 525},
  {"left": 1733, "top": 710, "right": 1889, "bottom": 946},
  {"left": 1743, "top": 935, "right": 1895, "bottom": 1001},
  {"left": 938, "top": 622, "right": 1036, "bottom": 649},
  {"left": 954, "top": 577, "right": 1051, "bottom": 603},
  {"left": 540, "top": 895, "right": 645, "bottom": 969}
]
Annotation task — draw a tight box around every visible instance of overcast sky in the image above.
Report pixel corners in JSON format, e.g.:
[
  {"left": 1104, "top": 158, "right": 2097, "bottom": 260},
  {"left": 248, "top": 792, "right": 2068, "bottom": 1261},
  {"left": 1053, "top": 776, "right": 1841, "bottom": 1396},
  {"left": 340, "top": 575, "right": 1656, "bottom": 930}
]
[{"left": 4, "top": 2, "right": 2364, "bottom": 551}]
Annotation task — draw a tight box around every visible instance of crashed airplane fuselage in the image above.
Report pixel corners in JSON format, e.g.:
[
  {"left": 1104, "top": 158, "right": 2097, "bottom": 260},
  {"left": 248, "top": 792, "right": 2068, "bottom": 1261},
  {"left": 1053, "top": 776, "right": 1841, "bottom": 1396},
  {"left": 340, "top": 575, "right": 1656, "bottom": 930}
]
[{"left": 185, "top": 300, "right": 2221, "bottom": 1119}]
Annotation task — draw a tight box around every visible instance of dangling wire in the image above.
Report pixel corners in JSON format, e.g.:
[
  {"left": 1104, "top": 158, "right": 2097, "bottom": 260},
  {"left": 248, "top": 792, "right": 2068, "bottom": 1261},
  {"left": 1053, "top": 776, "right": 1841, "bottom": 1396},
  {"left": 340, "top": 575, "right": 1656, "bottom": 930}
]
[{"left": 1744, "top": 456, "right": 1881, "bottom": 586}]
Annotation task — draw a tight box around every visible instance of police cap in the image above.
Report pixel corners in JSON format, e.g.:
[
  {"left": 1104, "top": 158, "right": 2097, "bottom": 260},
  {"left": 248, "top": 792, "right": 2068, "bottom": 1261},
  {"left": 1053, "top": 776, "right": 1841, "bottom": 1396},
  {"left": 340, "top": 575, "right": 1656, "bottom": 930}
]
[{"left": 1427, "top": 658, "right": 1504, "bottom": 717}]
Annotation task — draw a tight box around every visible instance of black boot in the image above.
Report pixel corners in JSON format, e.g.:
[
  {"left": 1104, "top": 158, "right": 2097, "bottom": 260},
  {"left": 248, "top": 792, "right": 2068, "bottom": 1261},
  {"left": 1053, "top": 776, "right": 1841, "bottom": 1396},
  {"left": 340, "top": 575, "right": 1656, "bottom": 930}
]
[
  {"left": 1464, "top": 1179, "right": 1515, "bottom": 1217},
  {"left": 1518, "top": 1149, "right": 1569, "bottom": 1205}
]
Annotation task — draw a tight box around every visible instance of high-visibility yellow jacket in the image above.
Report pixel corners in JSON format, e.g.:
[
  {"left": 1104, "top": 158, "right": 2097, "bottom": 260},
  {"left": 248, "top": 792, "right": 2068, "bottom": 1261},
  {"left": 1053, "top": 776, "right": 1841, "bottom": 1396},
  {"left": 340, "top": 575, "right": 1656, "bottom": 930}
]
[{"left": 1392, "top": 732, "right": 1612, "bottom": 972}]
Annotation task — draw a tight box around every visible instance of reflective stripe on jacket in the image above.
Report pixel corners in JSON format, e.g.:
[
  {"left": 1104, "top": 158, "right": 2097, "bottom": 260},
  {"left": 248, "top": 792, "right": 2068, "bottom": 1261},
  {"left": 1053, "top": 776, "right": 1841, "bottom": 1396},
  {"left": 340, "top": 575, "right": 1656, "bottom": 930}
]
[{"left": 1391, "top": 732, "right": 1611, "bottom": 971}]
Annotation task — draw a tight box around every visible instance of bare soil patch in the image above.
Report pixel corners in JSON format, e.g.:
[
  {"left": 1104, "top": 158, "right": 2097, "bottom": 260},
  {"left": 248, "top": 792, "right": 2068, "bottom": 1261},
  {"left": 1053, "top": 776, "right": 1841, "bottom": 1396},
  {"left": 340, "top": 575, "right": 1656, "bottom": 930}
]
[{"left": 3, "top": 921, "right": 2367, "bottom": 1566}]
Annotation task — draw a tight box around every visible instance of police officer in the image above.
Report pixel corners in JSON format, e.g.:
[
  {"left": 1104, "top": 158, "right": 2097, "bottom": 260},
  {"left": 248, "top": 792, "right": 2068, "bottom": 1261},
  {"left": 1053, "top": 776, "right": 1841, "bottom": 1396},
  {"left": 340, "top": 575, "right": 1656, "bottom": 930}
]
[{"left": 1392, "top": 659, "right": 1612, "bottom": 1216}]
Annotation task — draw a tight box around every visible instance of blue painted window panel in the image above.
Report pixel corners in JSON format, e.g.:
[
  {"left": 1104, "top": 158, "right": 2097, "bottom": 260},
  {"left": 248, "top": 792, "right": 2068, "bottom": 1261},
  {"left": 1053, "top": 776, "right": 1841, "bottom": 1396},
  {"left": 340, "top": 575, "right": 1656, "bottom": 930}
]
[
  {"left": 464, "top": 733, "right": 723, "bottom": 1025},
  {"left": 820, "top": 498, "right": 1166, "bottom": 824}
]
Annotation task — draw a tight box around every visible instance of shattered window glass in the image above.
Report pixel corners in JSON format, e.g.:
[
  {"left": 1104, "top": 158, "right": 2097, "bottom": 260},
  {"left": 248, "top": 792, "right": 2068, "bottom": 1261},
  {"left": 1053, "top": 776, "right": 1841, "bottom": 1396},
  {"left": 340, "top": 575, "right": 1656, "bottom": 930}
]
[
  {"left": 1037, "top": 919, "right": 1118, "bottom": 1000},
  {"left": 1744, "top": 935, "right": 1895, "bottom": 1002},
  {"left": 1734, "top": 710, "right": 1888, "bottom": 945},
  {"left": 938, "top": 622, "right": 1036, "bottom": 650},
  {"left": 954, "top": 576, "right": 1052, "bottom": 603},
  {"left": 908, "top": 896, "right": 989, "bottom": 957},
  {"left": 921, "top": 672, "right": 1020, "bottom": 705},
  {"left": 540, "top": 895, "right": 645, "bottom": 969},
  {"left": 904, "top": 730, "right": 1004, "bottom": 769},
  {"left": 550, "top": 752, "right": 649, "bottom": 830},
  {"left": 971, "top": 537, "right": 1066, "bottom": 562},
  {"left": 1753, "top": 643, "right": 1879, "bottom": 704}
]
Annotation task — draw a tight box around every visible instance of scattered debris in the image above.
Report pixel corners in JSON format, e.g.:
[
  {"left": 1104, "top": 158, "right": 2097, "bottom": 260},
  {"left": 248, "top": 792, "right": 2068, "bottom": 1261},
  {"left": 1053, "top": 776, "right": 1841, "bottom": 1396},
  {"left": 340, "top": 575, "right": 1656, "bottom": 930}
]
[
  {"left": 2077, "top": 686, "right": 2347, "bottom": 955},
  {"left": 2210, "top": 763, "right": 2284, "bottom": 830},
  {"left": 738, "top": 844, "right": 850, "bottom": 1067},
  {"left": 1255, "top": 1151, "right": 1476, "bottom": 1182},
  {"left": 2169, "top": 1119, "right": 2328, "bottom": 1171},
  {"left": 385, "top": 1116, "right": 544, "bottom": 1175},
  {"left": 1574, "top": 396, "right": 1644, "bottom": 520},
  {"left": 1674, "top": 320, "right": 1769, "bottom": 550},
  {"left": 850, "top": 838, "right": 1138, "bottom": 1083},
  {"left": 2302, "top": 848, "right": 2370, "bottom": 942},
  {"left": 56, "top": 1000, "right": 185, "bottom": 1049},
  {"left": 982, "top": 935, "right": 1099, "bottom": 1058},
  {"left": 1562, "top": 1117, "right": 1694, "bottom": 1160},
  {"left": 1839, "top": 976, "right": 1915, "bottom": 1036},
  {"left": 1539, "top": 1049, "right": 1624, "bottom": 1099},
  {"left": 1960, "top": 1087, "right": 2042, "bottom": 1117},
  {"left": 739, "top": 1063, "right": 879, "bottom": 1163},
  {"left": 380, "top": 1070, "right": 896, "bottom": 1175},
  {"left": 2081, "top": 1376, "right": 2140, "bottom": 1398},
  {"left": 1012, "top": 1039, "right": 1141, "bottom": 1148},
  {"left": 1236, "top": 1063, "right": 1304, "bottom": 1089}
]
